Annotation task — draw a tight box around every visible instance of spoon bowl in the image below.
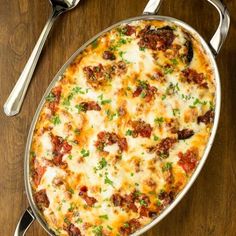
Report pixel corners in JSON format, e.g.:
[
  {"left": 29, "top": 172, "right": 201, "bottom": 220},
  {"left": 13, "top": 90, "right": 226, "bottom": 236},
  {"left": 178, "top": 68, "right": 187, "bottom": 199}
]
[{"left": 50, "top": 0, "right": 81, "bottom": 13}]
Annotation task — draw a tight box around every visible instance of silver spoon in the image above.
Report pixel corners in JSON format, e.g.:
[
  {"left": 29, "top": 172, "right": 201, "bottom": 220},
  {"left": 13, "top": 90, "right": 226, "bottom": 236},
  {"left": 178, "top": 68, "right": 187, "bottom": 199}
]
[{"left": 3, "top": 0, "right": 81, "bottom": 116}]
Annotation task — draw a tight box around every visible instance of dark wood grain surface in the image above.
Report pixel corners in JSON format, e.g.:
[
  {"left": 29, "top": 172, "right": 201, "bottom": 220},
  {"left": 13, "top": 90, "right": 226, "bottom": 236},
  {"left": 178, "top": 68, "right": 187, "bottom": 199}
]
[{"left": 0, "top": 0, "right": 235, "bottom": 235}]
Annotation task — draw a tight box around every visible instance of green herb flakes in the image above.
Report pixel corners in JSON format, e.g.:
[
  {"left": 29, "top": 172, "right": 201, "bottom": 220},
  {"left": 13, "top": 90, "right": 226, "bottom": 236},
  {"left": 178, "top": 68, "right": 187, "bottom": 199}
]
[
  {"left": 75, "top": 104, "right": 86, "bottom": 113},
  {"left": 172, "top": 108, "right": 180, "bottom": 116},
  {"left": 92, "top": 225, "right": 103, "bottom": 236},
  {"left": 99, "top": 214, "right": 109, "bottom": 220},
  {"left": 51, "top": 115, "right": 61, "bottom": 125},
  {"left": 46, "top": 93, "right": 55, "bottom": 102},
  {"left": 171, "top": 58, "right": 178, "bottom": 65},
  {"left": 92, "top": 39, "right": 99, "bottom": 49},
  {"left": 107, "top": 225, "right": 113, "bottom": 231},
  {"left": 162, "top": 162, "right": 173, "bottom": 172},
  {"left": 153, "top": 135, "right": 159, "bottom": 141},
  {"left": 125, "top": 129, "right": 133, "bottom": 136},
  {"left": 81, "top": 148, "right": 90, "bottom": 157},
  {"left": 94, "top": 158, "right": 107, "bottom": 172},
  {"left": 164, "top": 67, "right": 174, "bottom": 75},
  {"left": 154, "top": 117, "right": 164, "bottom": 126},
  {"left": 104, "top": 172, "right": 114, "bottom": 187}
]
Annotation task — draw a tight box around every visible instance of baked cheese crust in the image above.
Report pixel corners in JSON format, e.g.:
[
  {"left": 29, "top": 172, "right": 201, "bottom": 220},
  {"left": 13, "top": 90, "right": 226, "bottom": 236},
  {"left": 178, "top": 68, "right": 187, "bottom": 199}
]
[{"left": 30, "top": 20, "right": 215, "bottom": 236}]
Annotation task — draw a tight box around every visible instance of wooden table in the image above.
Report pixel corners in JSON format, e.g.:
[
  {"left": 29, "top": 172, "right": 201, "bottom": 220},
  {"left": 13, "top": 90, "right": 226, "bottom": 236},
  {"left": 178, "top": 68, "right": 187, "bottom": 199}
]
[{"left": 0, "top": 0, "right": 235, "bottom": 235}]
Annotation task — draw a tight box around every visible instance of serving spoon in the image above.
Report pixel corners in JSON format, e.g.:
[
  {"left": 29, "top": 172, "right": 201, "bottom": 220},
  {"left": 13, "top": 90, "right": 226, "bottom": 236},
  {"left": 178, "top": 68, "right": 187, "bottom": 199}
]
[{"left": 4, "top": 0, "right": 81, "bottom": 116}]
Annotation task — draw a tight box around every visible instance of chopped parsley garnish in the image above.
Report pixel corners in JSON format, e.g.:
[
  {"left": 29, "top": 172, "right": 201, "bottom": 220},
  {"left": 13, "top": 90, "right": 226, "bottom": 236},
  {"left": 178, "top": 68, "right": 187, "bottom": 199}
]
[
  {"left": 125, "top": 129, "right": 133, "bottom": 136},
  {"left": 162, "top": 94, "right": 167, "bottom": 100},
  {"left": 123, "top": 223, "right": 130, "bottom": 228},
  {"left": 92, "top": 39, "right": 98, "bottom": 49},
  {"left": 134, "top": 190, "right": 142, "bottom": 197},
  {"left": 140, "top": 91, "right": 147, "bottom": 98},
  {"left": 75, "top": 218, "right": 83, "bottom": 224},
  {"left": 131, "top": 173, "right": 134, "bottom": 177},
  {"left": 119, "top": 51, "right": 124, "bottom": 57},
  {"left": 68, "top": 188, "right": 74, "bottom": 194},
  {"left": 98, "top": 94, "right": 104, "bottom": 100},
  {"left": 98, "top": 94, "right": 112, "bottom": 105},
  {"left": 139, "top": 199, "right": 148, "bottom": 206},
  {"left": 74, "top": 129, "right": 80, "bottom": 135},
  {"left": 62, "top": 87, "right": 87, "bottom": 107},
  {"left": 109, "top": 34, "right": 131, "bottom": 51},
  {"left": 118, "top": 38, "right": 127, "bottom": 45},
  {"left": 75, "top": 104, "right": 86, "bottom": 113},
  {"left": 72, "top": 86, "right": 86, "bottom": 94},
  {"left": 172, "top": 108, "right": 180, "bottom": 116},
  {"left": 162, "top": 162, "right": 173, "bottom": 172},
  {"left": 81, "top": 148, "right": 90, "bottom": 157},
  {"left": 63, "top": 93, "right": 73, "bottom": 106},
  {"left": 181, "top": 94, "right": 192, "bottom": 101},
  {"left": 118, "top": 50, "right": 130, "bottom": 64},
  {"left": 171, "top": 58, "right": 178, "bottom": 65},
  {"left": 166, "top": 82, "right": 180, "bottom": 95},
  {"left": 99, "top": 214, "right": 109, "bottom": 220},
  {"left": 117, "top": 27, "right": 126, "bottom": 36},
  {"left": 189, "top": 98, "right": 207, "bottom": 108},
  {"left": 30, "top": 151, "right": 36, "bottom": 157},
  {"left": 104, "top": 172, "right": 114, "bottom": 187},
  {"left": 105, "top": 109, "right": 117, "bottom": 121},
  {"left": 68, "top": 154, "right": 73, "bottom": 160},
  {"left": 164, "top": 67, "right": 174, "bottom": 74},
  {"left": 51, "top": 115, "right": 61, "bottom": 125},
  {"left": 139, "top": 47, "right": 146, "bottom": 51},
  {"left": 157, "top": 200, "right": 162, "bottom": 206},
  {"left": 209, "top": 101, "right": 215, "bottom": 110},
  {"left": 138, "top": 80, "right": 148, "bottom": 89},
  {"left": 107, "top": 225, "right": 113, "bottom": 231},
  {"left": 45, "top": 93, "right": 55, "bottom": 102},
  {"left": 101, "top": 99, "right": 112, "bottom": 105},
  {"left": 153, "top": 135, "right": 159, "bottom": 141},
  {"left": 154, "top": 117, "right": 164, "bottom": 126},
  {"left": 94, "top": 158, "right": 107, "bottom": 172},
  {"left": 92, "top": 225, "right": 103, "bottom": 236},
  {"left": 64, "top": 217, "right": 70, "bottom": 225},
  {"left": 68, "top": 203, "right": 75, "bottom": 211}
]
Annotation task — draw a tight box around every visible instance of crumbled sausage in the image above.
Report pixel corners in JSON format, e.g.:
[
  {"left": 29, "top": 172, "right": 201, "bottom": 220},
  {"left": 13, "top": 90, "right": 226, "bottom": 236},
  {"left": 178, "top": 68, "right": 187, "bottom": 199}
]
[
  {"left": 64, "top": 223, "right": 82, "bottom": 236},
  {"left": 95, "top": 131, "right": 128, "bottom": 152},
  {"left": 130, "top": 120, "right": 153, "bottom": 138},
  {"left": 103, "top": 50, "right": 116, "bottom": 60},
  {"left": 34, "top": 189, "right": 50, "bottom": 209},
  {"left": 48, "top": 86, "right": 62, "bottom": 114},
  {"left": 123, "top": 24, "right": 136, "bottom": 36},
  {"left": 177, "top": 129, "right": 194, "bottom": 140},
  {"left": 138, "top": 25, "right": 175, "bottom": 51},
  {"left": 182, "top": 68, "right": 208, "bottom": 88},
  {"left": 148, "top": 137, "right": 177, "bottom": 158},
  {"left": 79, "top": 187, "right": 97, "bottom": 207},
  {"left": 119, "top": 219, "right": 141, "bottom": 235},
  {"left": 197, "top": 110, "right": 214, "bottom": 124},
  {"left": 79, "top": 101, "right": 101, "bottom": 112}
]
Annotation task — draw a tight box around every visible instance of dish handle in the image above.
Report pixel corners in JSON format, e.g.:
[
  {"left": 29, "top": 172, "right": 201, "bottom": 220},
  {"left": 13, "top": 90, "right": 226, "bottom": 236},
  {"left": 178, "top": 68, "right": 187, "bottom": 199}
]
[
  {"left": 14, "top": 207, "right": 35, "bottom": 236},
  {"left": 207, "top": 0, "right": 230, "bottom": 56},
  {"left": 143, "top": 0, "right": 230, "bottom": 57}
]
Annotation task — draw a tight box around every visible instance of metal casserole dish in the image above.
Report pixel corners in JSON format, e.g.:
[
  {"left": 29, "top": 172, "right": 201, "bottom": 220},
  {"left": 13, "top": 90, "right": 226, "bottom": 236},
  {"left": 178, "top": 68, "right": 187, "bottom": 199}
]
[{"left": 14, "top": 0, "right": 230, "bottom": 235}]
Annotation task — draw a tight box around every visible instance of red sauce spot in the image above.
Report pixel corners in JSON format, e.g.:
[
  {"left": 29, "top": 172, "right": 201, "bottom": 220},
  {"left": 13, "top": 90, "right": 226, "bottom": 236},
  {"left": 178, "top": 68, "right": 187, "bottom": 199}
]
[{"left": 178, "top": 148, "right": 199, "bottom": 174}]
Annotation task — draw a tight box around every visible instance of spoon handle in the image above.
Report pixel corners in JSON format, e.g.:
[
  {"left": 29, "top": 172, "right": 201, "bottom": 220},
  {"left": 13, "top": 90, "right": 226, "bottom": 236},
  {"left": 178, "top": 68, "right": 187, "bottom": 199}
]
[{"left": 3, "top": 10, "right": 58, "bottom": 116}]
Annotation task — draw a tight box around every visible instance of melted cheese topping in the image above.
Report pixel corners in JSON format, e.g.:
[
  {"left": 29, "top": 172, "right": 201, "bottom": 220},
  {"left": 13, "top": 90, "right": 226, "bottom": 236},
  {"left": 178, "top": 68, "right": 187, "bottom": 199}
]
[{"left": 30, "top": 20, "right": 215, "bottom": 236}]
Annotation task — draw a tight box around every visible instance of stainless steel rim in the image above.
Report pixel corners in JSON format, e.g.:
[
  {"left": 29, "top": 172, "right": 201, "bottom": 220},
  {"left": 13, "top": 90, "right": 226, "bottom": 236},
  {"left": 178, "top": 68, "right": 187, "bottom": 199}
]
[{"left": 24, "top": 15, "right": 221, "bottom": 236}]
